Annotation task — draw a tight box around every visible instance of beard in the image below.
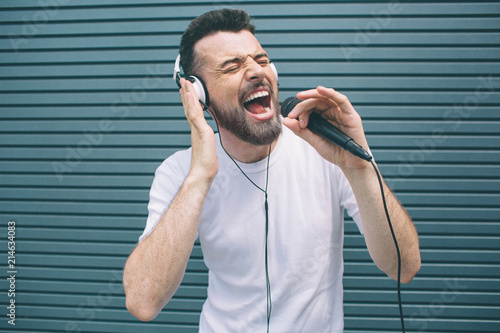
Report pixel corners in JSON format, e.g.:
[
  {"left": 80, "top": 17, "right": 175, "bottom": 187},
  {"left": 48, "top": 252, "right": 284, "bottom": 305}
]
[{"left": 210, "top": 84, "right": 282, "bottom": 146}]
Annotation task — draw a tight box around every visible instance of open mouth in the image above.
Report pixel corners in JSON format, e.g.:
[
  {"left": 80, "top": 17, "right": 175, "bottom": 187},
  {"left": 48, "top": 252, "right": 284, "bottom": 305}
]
[{"left": 243, "top": 90, "right": 272, "bottom": 115}]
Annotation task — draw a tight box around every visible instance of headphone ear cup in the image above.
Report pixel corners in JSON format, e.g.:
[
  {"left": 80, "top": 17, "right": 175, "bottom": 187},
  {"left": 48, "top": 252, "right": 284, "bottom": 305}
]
[
  {"left": 188, "top": 75, "right": 210, "bottom": 106},
  {"left": 270, "top": 62, "right": 278, "bottom": 82}
]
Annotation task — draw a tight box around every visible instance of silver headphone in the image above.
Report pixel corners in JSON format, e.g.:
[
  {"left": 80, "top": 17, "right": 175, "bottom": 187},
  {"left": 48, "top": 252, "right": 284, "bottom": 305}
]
[{"left": 173, "top": 54, "right": 210, "bottom": 106}]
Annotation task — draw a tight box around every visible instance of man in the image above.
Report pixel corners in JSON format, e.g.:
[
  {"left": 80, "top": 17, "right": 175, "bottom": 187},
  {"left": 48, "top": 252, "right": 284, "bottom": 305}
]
[{"left": 123, "top": 8, "right": 421, "bottom": 332}]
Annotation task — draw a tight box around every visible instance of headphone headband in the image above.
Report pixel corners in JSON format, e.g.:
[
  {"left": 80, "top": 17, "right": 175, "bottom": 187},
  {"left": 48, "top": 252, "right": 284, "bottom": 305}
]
[{"left": 174, "top": 54, "right": 182, "bottom": 88}]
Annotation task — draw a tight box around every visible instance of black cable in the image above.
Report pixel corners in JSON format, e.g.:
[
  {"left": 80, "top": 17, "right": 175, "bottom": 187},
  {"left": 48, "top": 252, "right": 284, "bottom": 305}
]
[
  {"left": 264, "top": 181, "right": 272, "bottom": 333},
  {"left": 370, "top": 159, "right": 405, "bottom": 333},
  {"left": 200, "top": 101, "right": 403, "bottom": 333},
  {"left": 201, "top": 104, "right": 273, "bottom": 332}
]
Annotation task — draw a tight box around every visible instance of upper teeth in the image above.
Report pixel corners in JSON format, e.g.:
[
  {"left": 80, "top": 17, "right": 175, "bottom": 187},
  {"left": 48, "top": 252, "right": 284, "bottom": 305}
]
[{"left": 244, "top": 91, "right": 269, "bottom": 104}]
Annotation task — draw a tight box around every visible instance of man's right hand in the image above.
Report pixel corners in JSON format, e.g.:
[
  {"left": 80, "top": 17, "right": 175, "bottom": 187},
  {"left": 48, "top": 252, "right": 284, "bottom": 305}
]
[
  {"left": 124, "top": 78, "right": 219, "bottom": 322},
  {"left": 179, "top": 78, "right": 219, "bottom": 184}
]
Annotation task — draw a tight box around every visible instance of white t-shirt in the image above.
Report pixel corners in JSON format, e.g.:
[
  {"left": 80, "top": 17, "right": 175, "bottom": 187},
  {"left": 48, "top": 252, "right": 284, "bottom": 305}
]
[{"left": 139, "top": 125, "right": 363, "bottom": 333}]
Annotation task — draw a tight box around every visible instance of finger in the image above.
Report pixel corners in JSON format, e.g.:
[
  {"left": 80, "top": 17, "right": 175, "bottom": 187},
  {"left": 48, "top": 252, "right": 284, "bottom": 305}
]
[
  {"left": 181, "top": 79, "right": 200, "bottom": 112},
  {"left": 283, "top": 116, "right": 328, "bottom": 149},
  {"left": 297, "top": 110, "right": 309, "bottom": 129},
  {"left": 179, "top": 78, "right": 194, "bottom": 112},
  {"left": 297, "top": 85, "right": 336, "bottom": 100},
  {"left": 287, "top": 97, "right": 331, "bottom": 119},
  {"left": 180, "top": 79, "right": 205, "bottom": 129},
  {"left": 316, "top": 86, "right": 355, "bottom": 114},
  {"left": 298, "top": 86, "right": 355, "bottom": 114},
  {"left": 179, "top": 77, "right": 187, "bottom": 105},
  {"left": 179, "top": 79, "right": 194, "bottom": 122}
]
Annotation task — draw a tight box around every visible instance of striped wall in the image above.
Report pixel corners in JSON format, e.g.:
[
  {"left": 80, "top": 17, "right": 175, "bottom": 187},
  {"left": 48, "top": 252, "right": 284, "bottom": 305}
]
[{"left": 0, "top": 1, "right": 499, "bottom": 332}]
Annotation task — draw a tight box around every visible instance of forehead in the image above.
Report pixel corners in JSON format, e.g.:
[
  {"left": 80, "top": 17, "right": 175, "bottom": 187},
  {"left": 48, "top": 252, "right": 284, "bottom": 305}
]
[{"left": 194, "top": 30, "right": 265, "bottom": 68}]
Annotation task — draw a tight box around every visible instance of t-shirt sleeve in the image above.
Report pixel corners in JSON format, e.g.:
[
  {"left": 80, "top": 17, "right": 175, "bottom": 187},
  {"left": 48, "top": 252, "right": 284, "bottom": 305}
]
[
  {"left": 138, "top": 150, "right": 191, "bottom": 243},
  {"left": 337, "top": 168, "right": 364, "bottom": 234}
]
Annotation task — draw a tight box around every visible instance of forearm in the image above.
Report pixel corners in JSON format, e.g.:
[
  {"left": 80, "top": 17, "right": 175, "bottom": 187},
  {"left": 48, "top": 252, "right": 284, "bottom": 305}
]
[
  {"left": 123, "top": 174, "right": 212, "bottom": 321},
  {"left": 343, "top": 162, "right": 421, "bottom": 283},
  {"left": 283, "top": 86, "right": 420, "bottom": 280}
]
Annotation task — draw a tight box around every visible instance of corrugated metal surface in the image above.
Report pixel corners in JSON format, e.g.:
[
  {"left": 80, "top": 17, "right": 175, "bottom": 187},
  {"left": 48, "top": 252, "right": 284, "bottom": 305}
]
[{"left": 0, "top": 1, "right": 499, "bottom": 332}]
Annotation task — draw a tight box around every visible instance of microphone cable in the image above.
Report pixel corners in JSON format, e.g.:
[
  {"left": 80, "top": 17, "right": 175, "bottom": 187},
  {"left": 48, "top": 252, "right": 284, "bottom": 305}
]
[
  {"left": 280, "top": 96, "right": 405, "bottom": 331},
  {"left": 194, "top": 99, "right": 403, "bottom": 333},
  {"left": 370, "top": 158, "right": 405, "bottom": 332}
]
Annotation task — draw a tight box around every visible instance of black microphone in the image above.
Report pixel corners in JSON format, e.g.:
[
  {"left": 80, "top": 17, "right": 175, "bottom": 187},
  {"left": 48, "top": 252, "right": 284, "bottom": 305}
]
[{"left": 281, "top": 97, "right": 372, "bottom": 161}]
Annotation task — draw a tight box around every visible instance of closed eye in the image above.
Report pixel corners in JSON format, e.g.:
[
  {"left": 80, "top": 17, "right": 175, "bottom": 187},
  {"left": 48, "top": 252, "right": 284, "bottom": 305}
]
[
  {"left": 257, "top": 57, "right": 270, "bottom": 66},
  {"left": 225, "top": 66, "right": 240, "bottom": 73},
  {"left": 222, "top": 55, "right": 270, "bottom": 73}
]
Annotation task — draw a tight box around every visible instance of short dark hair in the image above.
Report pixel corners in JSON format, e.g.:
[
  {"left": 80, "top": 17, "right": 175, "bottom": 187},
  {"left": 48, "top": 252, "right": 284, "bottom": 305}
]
[{"left": 179, "top": 9, "right": 255, "bottom": 76}]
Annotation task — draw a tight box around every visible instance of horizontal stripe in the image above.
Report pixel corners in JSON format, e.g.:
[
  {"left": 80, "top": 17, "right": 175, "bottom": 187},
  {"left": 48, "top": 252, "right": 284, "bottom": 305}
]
[{"left": 1, "top": 1, "right": 498, "bottom": 331}]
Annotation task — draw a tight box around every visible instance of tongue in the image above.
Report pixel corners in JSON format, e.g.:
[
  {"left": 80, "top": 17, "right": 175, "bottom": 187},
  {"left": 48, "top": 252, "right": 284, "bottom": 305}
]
[
  {"left": 245, "top": 102, "right": 266, "bottom": 114},
  {"left": 245, "top": 101, "right": 266, "bottom": 114}
]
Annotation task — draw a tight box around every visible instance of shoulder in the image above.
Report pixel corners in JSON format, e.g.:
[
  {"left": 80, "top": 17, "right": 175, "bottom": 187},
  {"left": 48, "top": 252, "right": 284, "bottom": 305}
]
[{"left": 153, "top": 148, "right": 192, "bottom": 186}]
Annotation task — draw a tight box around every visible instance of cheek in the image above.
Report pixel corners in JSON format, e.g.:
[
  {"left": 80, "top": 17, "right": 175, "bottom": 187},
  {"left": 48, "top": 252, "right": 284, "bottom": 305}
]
[
  {"left": 209, "top": 77, "right": 241, "bottom": 105},
  {"left": 210, "top": 88, "right": 240, "bottom": 115}
]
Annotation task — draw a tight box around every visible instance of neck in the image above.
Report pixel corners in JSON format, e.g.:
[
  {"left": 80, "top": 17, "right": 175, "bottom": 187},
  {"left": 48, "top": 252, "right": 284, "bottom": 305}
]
[{"left": 218, "top": 128, "right": 278, "bottom": 163}]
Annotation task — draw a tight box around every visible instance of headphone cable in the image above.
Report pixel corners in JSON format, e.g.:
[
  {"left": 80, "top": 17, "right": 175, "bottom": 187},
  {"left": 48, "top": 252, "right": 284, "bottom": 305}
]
[
  {"left": 201, "top": 104, "right": 273, "bottom": 332},
  {"left": 195, "top": 102, "right": 403, "bottom": 333}
]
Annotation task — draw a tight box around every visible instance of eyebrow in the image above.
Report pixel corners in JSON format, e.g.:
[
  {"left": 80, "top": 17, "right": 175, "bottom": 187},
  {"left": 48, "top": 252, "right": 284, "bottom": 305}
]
[{"left": 219, "top": 52, "right": 269, "bottom": 69}]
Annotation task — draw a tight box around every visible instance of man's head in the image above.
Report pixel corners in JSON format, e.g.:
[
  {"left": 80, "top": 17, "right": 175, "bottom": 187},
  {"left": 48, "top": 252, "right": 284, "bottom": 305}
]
[
  {"left": 179, "top": 9, "right": 281, "bottom": 147},
  {"left": 180, "top": 9, "right": 255, "bottom": 77}
]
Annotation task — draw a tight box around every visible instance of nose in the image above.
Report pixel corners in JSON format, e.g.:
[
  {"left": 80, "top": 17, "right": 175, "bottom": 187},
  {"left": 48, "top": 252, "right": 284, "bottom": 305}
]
[{"left": 245, "top": 59, "right": 265, "bottom": 82}]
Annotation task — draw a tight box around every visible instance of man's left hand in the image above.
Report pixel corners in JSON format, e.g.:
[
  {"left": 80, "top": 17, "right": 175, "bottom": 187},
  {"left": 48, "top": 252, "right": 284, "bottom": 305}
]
[{"left": 282, "top": 86, "right": 370, "bottom": 171}]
